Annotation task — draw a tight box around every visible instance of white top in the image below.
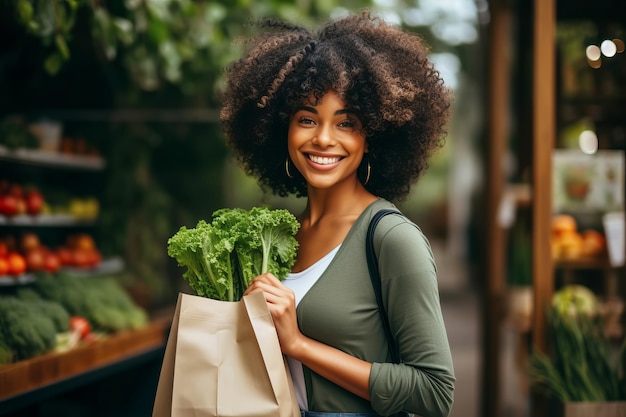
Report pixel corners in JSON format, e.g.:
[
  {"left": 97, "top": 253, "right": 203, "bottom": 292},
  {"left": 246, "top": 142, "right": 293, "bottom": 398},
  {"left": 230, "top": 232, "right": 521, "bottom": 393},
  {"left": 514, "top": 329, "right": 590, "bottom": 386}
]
[{"left": 283, "top": 245, "right": 341, "bottom": 411}]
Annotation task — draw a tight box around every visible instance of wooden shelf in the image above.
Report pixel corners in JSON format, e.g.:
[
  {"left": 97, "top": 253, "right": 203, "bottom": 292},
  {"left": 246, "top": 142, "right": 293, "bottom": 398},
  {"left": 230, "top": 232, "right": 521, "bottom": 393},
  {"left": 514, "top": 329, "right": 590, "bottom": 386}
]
[
  {"left": 555, "top": 257, "right": 612, "bottom": 270},
  {"left": 0, "top": 316, "right": 171, "bottom": 407}
]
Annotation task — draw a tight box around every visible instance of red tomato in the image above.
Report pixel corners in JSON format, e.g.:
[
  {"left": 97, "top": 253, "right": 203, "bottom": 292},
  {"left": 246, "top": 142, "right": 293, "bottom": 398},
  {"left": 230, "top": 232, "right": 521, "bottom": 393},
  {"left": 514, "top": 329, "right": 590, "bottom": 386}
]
[
  {"left": 7, "top": 252, "right": 26, "bottom": 276},
  {"left": 85, "top": 249, "right": 101, "bottom": 267},
  {"left": 73, "top": 234, "right": 95, "bottom": 252},
  {"left": 70, "top": 316, "right": 91, "bottom": 339},
  {"left": 56, "top": 246, "right": 74, "bottom": 266},
  {"left": 0, "top": 258, "right": 9, "bottom": 276},
  {"left": 25, "top": 249, "right": 45, "bottom": 272},
  {"left": 72, "top": 249, "right": 91, "bottom": 267},
  {"left": 0, "top": 195, "right": 19, "bottom": 216},
  {"left": 25, "top": 190, "right": 44, "bottom": 215},
  {"left": 43, "top": 252, "right": 61, "bottom": 273},
  {"left": 20, "top": 232, "right": 40, "bottom": 253}
]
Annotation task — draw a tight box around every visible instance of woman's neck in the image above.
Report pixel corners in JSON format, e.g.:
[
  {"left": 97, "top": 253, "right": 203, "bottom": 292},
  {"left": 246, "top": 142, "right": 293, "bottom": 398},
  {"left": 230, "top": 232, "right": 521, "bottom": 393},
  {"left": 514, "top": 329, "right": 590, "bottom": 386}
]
[{"left": 301, "top": 182, "right": 377, "bottom": 228}]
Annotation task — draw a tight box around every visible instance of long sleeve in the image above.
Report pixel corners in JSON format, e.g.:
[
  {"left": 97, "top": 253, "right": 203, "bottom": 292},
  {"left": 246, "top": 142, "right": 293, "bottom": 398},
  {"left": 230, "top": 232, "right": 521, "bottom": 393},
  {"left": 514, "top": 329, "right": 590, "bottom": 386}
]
[{"left": 368, "top": 215, "right": 455, "bottom": 417}]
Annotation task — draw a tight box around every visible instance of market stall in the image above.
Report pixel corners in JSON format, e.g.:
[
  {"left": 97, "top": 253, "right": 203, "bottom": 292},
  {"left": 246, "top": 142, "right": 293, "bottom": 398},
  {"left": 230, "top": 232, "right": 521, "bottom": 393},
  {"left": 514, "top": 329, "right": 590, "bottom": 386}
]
[
  {"left": 0, "top": 127, "right": 173, "bottom": 416},
  {"left": 482, "top": 0, "right": 626, "bottom": 416}
]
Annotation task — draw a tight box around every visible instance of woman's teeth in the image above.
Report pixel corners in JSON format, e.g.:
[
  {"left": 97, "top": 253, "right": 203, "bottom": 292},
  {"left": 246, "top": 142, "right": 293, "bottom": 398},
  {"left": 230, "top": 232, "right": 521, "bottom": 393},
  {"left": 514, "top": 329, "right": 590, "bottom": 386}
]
[{"left": 309, "top": 155, "right": 341, "bottom": 165}]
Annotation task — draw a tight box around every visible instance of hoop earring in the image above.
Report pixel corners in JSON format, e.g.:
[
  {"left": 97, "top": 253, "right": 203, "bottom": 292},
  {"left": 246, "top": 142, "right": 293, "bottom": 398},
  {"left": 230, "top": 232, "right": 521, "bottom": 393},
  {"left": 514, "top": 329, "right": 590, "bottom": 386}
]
[
  {"left": 285, "top": 158, "right": 294, "bottom": 179},
  {"left": 364, "top": 160, "right": 371, "bottom": 185}
]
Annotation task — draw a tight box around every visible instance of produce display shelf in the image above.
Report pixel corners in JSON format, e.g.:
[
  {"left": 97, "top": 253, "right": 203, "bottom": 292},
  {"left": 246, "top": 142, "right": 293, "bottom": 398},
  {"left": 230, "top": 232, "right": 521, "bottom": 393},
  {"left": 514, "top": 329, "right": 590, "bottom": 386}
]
[
  {"left": 0, "top": 257, "right": 126, "bottom": 287},
  {"left": 0, "top": 315, "right": 171, "bottom": 414},
  {"left": 64, "top": 256, "right": 125, "bottom": 277},
  {"left": 0, "top": 273, "right": 35, "bottom": 286},
  {"left": 0, "top": 146, "right": 105, "bottom": 170},
  {"left": 0, "top": 214, "right": 96, "bottom": 227}
]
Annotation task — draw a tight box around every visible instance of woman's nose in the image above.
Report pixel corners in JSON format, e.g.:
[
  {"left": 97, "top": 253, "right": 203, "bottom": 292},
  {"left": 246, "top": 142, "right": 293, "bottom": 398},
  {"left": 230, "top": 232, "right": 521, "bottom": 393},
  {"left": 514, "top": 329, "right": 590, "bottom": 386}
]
[{"left": 312, "top": 125, "right": 334, "bottom": 147}]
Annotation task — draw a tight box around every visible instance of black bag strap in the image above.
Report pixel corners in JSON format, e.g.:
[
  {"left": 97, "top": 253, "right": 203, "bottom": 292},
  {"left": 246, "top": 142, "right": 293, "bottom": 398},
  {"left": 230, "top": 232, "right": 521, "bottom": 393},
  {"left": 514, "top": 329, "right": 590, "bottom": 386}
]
[{"left": 366, "top": 208, "right": 403, "bottom": 364}]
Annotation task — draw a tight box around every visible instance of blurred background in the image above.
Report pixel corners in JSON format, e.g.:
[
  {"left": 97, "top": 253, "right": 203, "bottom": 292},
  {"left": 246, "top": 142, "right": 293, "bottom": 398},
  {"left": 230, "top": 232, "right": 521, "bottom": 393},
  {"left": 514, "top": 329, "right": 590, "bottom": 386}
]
[{"left": 0, "top": 1, "right": 624, "bottom": 417}]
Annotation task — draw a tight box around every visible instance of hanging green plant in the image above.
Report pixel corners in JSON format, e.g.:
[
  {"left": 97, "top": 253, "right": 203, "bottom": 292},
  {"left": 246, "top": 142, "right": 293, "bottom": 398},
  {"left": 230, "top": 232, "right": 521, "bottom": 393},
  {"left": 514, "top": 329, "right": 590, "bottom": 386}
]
[
  {"left": 15, "top": 0, "right": 80, "bottom": 75},
  {"left": 9, "top": 0, "right": 371, "bottom": 100}
]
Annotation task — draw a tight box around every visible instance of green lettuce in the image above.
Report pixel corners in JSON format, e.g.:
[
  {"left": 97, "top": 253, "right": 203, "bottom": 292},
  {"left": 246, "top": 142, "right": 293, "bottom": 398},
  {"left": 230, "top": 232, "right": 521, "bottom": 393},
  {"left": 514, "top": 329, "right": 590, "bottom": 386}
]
[{"left": 167, "top": 207, "right": 300, "bottom": 301}]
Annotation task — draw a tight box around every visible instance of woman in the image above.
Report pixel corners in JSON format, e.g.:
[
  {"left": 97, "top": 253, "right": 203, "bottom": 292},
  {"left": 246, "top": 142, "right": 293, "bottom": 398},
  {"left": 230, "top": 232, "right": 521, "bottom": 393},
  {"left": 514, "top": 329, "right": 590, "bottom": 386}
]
[{"left": 220, "top": 11, "right": 455, "bottom": 417}]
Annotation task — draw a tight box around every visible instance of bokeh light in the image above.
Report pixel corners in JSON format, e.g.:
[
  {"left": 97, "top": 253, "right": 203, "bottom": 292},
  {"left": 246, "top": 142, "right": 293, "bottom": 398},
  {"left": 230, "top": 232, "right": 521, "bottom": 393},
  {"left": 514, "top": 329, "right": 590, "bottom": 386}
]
[
  {"left": 601, "top": 39, "right": 617, "bottom": 57},
  {"left": 579, "top": 130, "right": 598, "bottom": 155},
  {"left": 586, "top": 44, "right": 601, "bottom": 61}
]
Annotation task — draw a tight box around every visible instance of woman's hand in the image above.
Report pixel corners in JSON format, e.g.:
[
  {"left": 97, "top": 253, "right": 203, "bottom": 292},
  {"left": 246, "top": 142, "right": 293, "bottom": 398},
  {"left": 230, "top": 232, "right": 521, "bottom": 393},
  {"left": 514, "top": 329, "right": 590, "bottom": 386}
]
[
  {"left": 245, "top": 273, "right": 373, "bottom": 400},
  {"left": 244, "top": 273, "right": 302, "bottom": 356}
]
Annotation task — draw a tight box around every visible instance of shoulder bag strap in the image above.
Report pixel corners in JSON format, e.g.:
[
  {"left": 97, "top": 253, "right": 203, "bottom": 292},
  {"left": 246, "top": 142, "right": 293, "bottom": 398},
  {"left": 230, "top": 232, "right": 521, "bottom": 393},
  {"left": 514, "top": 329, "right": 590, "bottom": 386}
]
[{"left": 366, "top": 209, "right": 403, "bottom": 364}]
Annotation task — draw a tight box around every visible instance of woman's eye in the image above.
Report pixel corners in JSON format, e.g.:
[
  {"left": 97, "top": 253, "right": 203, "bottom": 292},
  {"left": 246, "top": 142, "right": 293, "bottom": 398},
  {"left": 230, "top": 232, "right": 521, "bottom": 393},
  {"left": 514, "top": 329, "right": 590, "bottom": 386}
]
[
  {"left": 339, "top": 119, "right": 358, "bottom": 128},
  {"left": 298, "top": 117, "right": 315, "bottom": 125}
]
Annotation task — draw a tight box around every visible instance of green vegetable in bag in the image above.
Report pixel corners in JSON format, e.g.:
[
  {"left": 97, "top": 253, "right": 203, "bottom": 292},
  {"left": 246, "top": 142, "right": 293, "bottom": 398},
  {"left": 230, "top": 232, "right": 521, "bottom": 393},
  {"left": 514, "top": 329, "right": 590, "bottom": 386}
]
[{"left": 167, "top": 207, "right": 300, "bottom": 301}]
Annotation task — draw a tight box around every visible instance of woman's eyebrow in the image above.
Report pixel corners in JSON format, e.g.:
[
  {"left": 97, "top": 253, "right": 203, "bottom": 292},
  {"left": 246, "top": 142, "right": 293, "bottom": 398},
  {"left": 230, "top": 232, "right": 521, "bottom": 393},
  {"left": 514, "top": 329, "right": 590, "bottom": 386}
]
[
  {"left": 297, "top": 105, "right": 317, "bottom": 114},
  {"left": 295, "top": 106, "right": 351, "bottom": 116}
]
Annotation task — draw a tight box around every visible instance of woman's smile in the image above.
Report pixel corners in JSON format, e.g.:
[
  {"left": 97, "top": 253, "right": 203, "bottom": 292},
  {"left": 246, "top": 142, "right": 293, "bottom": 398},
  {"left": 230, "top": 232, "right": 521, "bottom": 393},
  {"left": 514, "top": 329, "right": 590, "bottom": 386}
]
[{"left": 306, "top": 153, "right": 344, "bottom": 168}]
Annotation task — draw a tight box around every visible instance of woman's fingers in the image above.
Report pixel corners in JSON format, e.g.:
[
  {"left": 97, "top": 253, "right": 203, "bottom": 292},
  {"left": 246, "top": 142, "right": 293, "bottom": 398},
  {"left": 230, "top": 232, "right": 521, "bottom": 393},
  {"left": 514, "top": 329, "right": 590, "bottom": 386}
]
[
  {"left": 244, "top": 273, "right": 283, "bottom": 295},
  {"left": 243, "top": 273, "right": 300, "bottom": 354},
  {"left": 247, "top": 276, "right": 295, "bottom": 308}
]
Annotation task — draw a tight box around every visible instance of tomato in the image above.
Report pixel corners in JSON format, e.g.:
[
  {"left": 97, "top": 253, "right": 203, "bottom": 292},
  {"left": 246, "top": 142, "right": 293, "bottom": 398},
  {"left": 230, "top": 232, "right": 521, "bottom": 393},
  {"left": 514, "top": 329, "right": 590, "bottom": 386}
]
[
  {"left": 6, "top": 252, "right": 26, "bottom": 276},
  {"left": 56, "top": 246, "right": 73, "bottom": 266},
  {"left": 43, "top": 252, "right": 61, "bottom": 273},
  {"left": 20, "top": 232, "right": 40, "bottom": 253},
  {"left": 72, "top": 249, "right": 91, "bottom": 267},
  {"left": 0, "top": 242, "right": 7, "bottom": 258},
  {"left": 70, "top": 316, "right": 91, "bottom": 339},
  {"left": 25, "top": 249, "right": 45, "bottom": 272},
  {"left": 73, "top": 234, "right": 95, "bottom": 252},
  {"left": 84, "top": 249, "right": 101, "bottom": 267},
  {"left": 0, "top": 195, "right": 19, "bottom": 216},
  {"left": 25, "top": 190, "right": 44, "bottom": 215},
  {"left": 0, "top": 258, "right": 8, "bottom": 276}
]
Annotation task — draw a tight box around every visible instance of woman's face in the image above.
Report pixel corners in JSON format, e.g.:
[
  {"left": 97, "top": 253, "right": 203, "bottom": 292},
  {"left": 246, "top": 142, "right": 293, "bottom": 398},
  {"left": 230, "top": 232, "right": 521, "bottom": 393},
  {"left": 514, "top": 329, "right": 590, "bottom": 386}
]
[{"left": 287, "top": 90, "right": 368, "bottom": 192}]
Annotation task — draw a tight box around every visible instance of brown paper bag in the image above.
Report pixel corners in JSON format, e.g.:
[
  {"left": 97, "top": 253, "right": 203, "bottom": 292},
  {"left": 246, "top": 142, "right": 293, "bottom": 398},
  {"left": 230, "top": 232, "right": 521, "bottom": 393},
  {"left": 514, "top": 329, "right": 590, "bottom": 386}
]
[{"left": 153, "top": 291, "right": 300, "bottom": 417}]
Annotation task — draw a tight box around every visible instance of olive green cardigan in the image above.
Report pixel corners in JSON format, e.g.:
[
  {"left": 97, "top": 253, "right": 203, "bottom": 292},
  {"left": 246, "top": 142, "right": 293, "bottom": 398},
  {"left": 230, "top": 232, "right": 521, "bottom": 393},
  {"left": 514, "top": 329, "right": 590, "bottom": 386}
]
[{"left": 295, "top": 199, "right": 455, "bottom": 417}]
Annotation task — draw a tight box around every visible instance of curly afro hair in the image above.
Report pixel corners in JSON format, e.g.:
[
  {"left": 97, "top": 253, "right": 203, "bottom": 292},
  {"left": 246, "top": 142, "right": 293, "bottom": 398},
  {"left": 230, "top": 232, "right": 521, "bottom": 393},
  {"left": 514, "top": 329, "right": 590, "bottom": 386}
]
[{"left": 220, "top": 11, "right": 452, "bottom": 202}]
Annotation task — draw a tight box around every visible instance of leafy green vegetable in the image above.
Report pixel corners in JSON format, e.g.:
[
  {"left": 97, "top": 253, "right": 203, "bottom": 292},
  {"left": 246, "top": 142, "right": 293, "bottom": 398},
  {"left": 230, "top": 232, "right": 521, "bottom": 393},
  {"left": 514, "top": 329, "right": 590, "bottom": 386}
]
[
  {"left": 167, "top": 206, "right": 300, "bottom": 301},
  {"left": 529, "top": 285, "right": 626, "bottom": 402},
  {"left": 167, "top": 219, "right": 237, "bottom": 300},
  {"left": 551, "top": 284, "right": 598, "bottom": 318},
  {"left": 33, "top": 272, "right": 149, "bottom": 333},
  {"left": 0, "top": 297, "right": 57, "bottom": 360},
  {"left": 16, "top": 288, "right": 70, "bottom": 332}
]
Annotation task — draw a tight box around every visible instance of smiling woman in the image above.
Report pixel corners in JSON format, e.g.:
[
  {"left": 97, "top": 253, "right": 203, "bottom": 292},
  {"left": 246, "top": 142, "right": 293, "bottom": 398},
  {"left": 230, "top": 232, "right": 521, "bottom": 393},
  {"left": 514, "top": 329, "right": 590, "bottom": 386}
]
[
  {"left": 219, "top": 11, "right": 455, "bottom": 417},
  {"left": 220, "top": 12, "right": 451, "bottom": 203}
]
